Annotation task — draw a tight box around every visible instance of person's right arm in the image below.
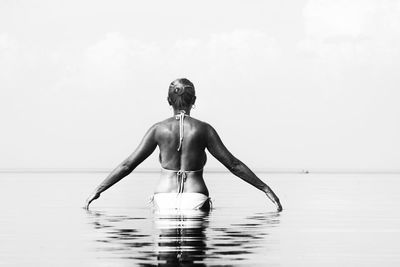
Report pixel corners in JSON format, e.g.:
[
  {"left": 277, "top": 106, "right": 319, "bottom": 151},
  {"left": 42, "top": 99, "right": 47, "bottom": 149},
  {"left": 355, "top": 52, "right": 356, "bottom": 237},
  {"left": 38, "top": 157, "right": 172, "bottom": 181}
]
[
  {"left": 84, "top": 124, "right": 158, "bottom": 209},
  {"left": 205, "top": 124, "right": 282, "bottom": 212}
]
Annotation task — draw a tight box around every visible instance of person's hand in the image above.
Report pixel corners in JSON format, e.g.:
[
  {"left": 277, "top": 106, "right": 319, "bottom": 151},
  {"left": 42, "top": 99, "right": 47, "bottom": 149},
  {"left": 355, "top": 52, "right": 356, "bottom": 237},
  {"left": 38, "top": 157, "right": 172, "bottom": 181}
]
[
  {"left": 275, "top": 200, "right": 283, "bottom": 212},
  {"left": 84, "top": 191, "right": 100, "bottom": 210},
  {"left": 264, "top": 189, "right": 283, "bottom": 212}
]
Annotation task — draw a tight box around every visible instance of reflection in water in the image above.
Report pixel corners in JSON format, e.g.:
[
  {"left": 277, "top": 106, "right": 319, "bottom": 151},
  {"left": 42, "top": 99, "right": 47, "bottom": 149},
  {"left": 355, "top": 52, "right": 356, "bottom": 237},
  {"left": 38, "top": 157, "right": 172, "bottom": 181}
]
[
  {"left": 154, "top": 211, "right": 209, "bottom": 266},
  {"left": 86, "top": 209, "right": 280, "bottom": 266}
]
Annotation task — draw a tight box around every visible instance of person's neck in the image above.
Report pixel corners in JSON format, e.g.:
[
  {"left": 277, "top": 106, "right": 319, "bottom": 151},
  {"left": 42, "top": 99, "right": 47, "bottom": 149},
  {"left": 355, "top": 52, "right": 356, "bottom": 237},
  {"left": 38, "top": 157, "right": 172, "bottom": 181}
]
[{"left": 173, "top": 108, "right": 191, "bottom": 116}]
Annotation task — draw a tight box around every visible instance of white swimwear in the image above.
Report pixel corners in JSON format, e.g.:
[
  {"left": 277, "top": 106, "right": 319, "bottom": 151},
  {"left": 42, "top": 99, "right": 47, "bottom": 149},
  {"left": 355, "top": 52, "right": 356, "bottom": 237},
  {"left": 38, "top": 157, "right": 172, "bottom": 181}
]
[
  {"left": 152, "top": 192, "right": 210, "bottom": 211},
  {"left": 152, "top": 167, "right": 211, "bottom": 211},
  {"left": 152, "top": 110, "right": 211, "bottom": 211}
]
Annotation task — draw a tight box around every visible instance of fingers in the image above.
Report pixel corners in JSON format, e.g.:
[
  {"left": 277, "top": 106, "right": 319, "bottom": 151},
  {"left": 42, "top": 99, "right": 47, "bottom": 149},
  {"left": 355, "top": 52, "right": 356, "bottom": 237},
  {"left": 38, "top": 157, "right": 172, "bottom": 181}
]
[
  {"left": 276, "top": 202, "right": 283, "bottom": 212},
  {"left": 84, "top": 196, "right": 95, "bottom": 210},
  {"left": 83, "top": 199, "right": 91, "bottom": 210},
  {"left": 84, "top": 192, "right": 100, "bottom": 210},
  {"left": 87, "top": 199, "right": 92, "bottom": 209}
]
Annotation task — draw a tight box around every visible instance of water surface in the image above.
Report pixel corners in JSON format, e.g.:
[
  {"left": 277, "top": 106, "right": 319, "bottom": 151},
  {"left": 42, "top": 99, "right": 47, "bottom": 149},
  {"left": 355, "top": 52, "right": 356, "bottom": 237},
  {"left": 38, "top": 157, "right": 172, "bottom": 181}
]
[{"left": 0, "top": 173, "right": 399, "bottom": 266}]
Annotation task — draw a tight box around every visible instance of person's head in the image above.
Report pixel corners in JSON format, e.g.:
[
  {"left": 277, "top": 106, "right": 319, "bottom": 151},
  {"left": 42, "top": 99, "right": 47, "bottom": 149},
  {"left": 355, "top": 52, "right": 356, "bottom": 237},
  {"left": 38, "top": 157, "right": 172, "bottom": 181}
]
[{"left": 167, "top": 78, "right": 196, "bottom": 110}]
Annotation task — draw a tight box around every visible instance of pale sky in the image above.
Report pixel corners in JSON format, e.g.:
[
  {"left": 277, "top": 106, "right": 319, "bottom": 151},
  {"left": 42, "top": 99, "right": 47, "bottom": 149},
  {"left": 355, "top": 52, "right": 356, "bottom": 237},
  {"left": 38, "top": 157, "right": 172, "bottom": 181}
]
[{"left": 1, "top": 0, "right": 399, "bottom": 170}]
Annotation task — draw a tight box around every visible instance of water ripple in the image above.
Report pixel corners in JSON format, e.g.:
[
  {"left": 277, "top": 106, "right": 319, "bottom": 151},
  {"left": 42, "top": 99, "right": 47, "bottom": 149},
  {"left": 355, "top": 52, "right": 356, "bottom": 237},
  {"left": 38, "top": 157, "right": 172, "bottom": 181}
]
[{"left": 86, "top": 208, "right": 280, "bottom": 265}]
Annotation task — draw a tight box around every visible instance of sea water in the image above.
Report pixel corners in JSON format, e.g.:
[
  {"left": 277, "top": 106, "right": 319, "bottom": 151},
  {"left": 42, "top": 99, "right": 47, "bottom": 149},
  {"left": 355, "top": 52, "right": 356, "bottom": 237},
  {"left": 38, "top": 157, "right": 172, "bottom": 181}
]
[{"left": 0, "top": 172, "right": 399, "bottom": 266}]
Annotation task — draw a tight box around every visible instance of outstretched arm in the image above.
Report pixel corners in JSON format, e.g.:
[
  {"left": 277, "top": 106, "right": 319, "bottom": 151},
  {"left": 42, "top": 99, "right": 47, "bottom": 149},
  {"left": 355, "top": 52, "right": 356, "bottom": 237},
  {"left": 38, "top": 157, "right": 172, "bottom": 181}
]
[
  {"left": 206, "top": 124, "right": 282, "bottom": 211},
  {"left": 85, "top": 125, "right": 158, "bottom": 209}
]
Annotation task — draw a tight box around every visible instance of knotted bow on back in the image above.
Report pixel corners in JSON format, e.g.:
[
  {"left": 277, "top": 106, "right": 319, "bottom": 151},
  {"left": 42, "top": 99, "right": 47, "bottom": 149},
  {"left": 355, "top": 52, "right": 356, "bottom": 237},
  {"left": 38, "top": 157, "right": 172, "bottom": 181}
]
[{"left": 176, "top": 170, "right": 187, "bottom": 193}]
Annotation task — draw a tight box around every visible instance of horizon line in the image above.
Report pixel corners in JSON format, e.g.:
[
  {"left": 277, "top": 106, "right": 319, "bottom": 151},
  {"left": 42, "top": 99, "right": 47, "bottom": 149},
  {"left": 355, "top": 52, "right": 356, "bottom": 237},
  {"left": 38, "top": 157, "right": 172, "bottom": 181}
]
[{"left": 1, "top": 168, "right": 400, "bottom": 174}]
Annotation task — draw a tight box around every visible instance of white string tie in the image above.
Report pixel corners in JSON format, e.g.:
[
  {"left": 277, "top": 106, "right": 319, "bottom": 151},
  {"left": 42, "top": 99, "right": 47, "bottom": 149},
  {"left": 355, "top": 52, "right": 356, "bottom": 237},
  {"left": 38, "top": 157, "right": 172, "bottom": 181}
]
[
  {"left": 175, "top": 110, "right": 186, "bottom": 151},
  {"left": 176, "top": 170, "right": 187, "bottom": 194}
]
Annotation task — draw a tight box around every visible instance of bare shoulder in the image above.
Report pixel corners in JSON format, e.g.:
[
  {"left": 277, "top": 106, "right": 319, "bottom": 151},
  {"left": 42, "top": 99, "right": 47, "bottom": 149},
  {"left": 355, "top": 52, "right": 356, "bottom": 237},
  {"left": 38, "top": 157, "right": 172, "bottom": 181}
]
[
  {"left": 198, "top": 120, "right": 217, "bottom": 135},
  {"left": 200, "top": 122, "right": 224, "bottom": 146},
  {"left": 188, "top": 117, "right": 213, "bottom": 133},
  {"left": 150, "top": 118, "right": 173, "bottom": 135}
]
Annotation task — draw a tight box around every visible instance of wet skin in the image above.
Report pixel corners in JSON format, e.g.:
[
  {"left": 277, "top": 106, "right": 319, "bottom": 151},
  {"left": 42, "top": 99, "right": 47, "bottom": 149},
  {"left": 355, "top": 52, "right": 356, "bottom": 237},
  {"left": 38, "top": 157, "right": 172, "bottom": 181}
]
[{"left": 85, "top": 107, "right": 282, "bottom": 212}]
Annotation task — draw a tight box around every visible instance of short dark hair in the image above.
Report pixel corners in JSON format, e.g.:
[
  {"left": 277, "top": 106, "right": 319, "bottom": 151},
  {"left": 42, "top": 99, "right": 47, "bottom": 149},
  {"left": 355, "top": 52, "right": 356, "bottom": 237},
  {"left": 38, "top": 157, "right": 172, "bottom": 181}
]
[{"left": 168, "top": 78, "right": 196, "bottom": 109}]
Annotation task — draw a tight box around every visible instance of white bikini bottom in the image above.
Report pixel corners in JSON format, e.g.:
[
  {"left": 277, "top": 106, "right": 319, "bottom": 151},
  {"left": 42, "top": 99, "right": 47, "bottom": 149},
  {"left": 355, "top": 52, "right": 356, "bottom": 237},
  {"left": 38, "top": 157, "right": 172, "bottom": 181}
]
[{"left": 151, "top": 192, "right": 211, "bottom": 211}]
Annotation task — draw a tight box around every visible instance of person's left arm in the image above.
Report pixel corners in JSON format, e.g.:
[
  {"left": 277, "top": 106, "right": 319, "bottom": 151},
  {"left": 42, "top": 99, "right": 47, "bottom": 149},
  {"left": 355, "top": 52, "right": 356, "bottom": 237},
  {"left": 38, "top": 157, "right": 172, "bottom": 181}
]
[{"left": 85, "top": 124, "right": 158, "bottom": 209}]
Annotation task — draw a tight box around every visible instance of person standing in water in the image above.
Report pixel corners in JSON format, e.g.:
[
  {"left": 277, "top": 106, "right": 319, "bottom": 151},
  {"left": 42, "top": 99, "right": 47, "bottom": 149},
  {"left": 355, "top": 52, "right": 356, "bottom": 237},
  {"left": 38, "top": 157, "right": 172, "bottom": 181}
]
[{"left": 85, "top": 78, "right": 282, "bottom": 212}]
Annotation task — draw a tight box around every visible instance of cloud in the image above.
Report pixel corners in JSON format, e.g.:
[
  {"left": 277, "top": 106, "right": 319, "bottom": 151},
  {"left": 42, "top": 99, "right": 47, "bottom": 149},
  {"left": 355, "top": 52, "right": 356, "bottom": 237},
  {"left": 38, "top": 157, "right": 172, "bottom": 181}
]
[
  {"left": 42, "top": 29, "right": 281, "bottom": 127},
  {"left": 303, "top": 0, "right": 375, "bottom": 38},
  {"left": 81, "top": 32, "right": 162, "bottom": 87},
  {"left": 78, "top": 29, "right": 280, "bottom": 82},
  {"left": 1, "top": 6, "right": 400, "bottom": 170},
  {"left": 61, "top": 29, "right": 282, "bottom": 102},
  {"left": 205, "top": 29, "right": 280, "bottom": 77},
  {"left": 5, "top": 29, "right": 281, "bottom": 168},
  {"left": 299, "top": 0, "right": 400, "bottom": 64}
]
